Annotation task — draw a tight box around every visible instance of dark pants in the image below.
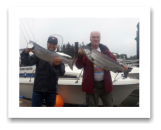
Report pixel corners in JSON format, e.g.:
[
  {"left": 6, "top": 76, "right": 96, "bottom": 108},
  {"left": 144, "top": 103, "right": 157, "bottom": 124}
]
[
  {"left": 86, "top": 80, "right": 113, "bottom": 107},
  {"left": 31, "top": 91, "right": 56, "bottom": 107}
]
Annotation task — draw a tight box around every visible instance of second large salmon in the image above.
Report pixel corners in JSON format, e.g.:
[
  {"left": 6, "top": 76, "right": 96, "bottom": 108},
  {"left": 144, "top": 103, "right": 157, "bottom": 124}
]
[{"left": 81, "top": 46, "right": 132, "bottom": 78}]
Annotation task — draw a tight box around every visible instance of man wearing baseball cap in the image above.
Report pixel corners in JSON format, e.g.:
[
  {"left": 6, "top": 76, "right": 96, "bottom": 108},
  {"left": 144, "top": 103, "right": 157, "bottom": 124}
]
[
  {"left": 47, "top": 35, "right": 58, "bottom": 50},
  {"left": 21, "top": 35, "right": 65, "bottom": 107}
]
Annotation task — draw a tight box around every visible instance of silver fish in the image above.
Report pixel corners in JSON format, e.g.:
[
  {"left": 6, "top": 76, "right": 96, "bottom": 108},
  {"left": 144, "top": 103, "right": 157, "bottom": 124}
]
[
  {"left": 28, "top": 40, "right": 75, "bottom": 70},
  {"left": 81, "top": 46, "right": 132, "bottom": 78}
]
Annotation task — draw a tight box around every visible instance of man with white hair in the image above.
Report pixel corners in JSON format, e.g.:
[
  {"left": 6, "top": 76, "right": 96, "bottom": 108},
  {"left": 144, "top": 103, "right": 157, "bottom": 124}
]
[{"left": 75, "top": 31, "right": 128, "bottom": 107}]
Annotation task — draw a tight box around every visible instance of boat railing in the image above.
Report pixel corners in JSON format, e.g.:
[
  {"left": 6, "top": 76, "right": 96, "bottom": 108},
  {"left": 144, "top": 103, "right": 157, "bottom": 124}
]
[{"left": 117, "top": 59, "right": 139, "bottom": 67}]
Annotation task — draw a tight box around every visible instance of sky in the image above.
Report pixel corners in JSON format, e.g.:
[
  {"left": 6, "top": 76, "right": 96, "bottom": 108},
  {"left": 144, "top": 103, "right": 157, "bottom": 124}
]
[
  {"left": 8, "top": 6, "right": 151, "bottom": 118},
  {"left": 19, "top": 18, "right": 139, "bottom": 57}
]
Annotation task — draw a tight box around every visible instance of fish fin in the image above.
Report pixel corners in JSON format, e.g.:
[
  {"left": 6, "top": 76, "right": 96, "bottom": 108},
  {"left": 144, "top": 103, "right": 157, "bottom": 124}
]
[
  {"left": 124, "top": 67, "right": 133, "bottom": 78},
  {"left": 68, "top": 58, "right": 76, "bottom": 70},
  {"left": 28, "top": 40, "right": 35, "bottom": 49}
]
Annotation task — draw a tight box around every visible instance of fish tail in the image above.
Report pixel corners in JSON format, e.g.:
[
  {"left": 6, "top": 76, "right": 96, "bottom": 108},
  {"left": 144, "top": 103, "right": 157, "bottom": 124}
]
[
  {"left": 28, "top": 40, "right": 35, "bottom": 49},
  {"left": 124, "top": 67, "right": 133, "bottom": 78},
  {"left": 68, "top": 58, "right": 76, "bottom": 70}
]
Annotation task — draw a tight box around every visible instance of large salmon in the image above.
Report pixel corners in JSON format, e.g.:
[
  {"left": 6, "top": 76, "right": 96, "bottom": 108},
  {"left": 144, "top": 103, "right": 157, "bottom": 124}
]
[
  {"left": 28, "top": 40, "right": 75, "bottom": 70},
  {"left": 81, "top": 46, "right": 132, "bottom": 78}
]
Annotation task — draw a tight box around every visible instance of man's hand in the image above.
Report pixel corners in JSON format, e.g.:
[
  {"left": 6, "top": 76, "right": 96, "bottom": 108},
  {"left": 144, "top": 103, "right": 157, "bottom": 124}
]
[
  {"left": 25, "top": 48, "right": 34, "bottom": 53},
  {"left": 78, "top": 48, "right": 84, "bottom": 57},
  {"left": 53, "top": 57, "right": 62, "bottom": 66},
  {"left": 123, "top": 65, "right": 128, "bottom": 71}
]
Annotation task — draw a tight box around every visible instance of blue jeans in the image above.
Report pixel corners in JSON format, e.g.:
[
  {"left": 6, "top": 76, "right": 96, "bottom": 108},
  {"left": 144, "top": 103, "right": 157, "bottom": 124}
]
[{"left": 31, "top": 91, "right": 56, "bottom": 107}]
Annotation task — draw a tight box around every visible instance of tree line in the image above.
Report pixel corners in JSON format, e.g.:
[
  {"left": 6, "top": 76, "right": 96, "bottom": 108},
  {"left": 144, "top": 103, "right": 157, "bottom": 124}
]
[
  {"left": 57, "top": 42, "right": 137, "bottom": 60},
  {"left": 57, "top": 42, "right": 86, "bottom": 58}
]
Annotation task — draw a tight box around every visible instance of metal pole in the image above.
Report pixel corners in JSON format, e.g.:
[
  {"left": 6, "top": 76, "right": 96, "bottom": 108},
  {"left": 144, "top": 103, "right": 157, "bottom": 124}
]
[
  {"left": 136, "top": 23, "right": 139, "bottom": 67},
  {"left": 75, "top": 42, "right": 78, "bottom": 58}
]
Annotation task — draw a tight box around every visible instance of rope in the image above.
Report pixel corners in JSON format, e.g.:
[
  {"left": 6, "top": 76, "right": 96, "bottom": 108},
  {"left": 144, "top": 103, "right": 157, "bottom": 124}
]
[
  {"left": 19, "top": 25, "right": 28, "bottom": 44},
  {"left": 26, "top": 18, "right": 36, "bottom": 42},
  {"left": 32, "top": 18, "right": 36, "bottom": 42},
  {"left": 20, "top": 19, "right": 31, "bottom": 40}
]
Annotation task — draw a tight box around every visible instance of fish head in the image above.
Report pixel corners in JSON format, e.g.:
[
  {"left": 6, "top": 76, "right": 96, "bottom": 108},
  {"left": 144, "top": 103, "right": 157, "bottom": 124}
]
[{"left": 81, "top": 46, "right": 92, "bottom": 55}]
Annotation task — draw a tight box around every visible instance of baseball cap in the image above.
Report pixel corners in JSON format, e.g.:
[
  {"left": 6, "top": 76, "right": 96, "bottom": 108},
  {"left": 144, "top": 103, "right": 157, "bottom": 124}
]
[{"left": 47, "top": 35, "right": 58, "bottom": 44}]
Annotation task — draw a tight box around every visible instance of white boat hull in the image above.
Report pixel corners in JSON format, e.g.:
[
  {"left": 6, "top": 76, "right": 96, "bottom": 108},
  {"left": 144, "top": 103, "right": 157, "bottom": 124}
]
[
  {"left": 19, "top": 65, "right": 139, "bottom": 106},
  {"left": 20, "top": 77, "right": 139, "bottom": 106}
]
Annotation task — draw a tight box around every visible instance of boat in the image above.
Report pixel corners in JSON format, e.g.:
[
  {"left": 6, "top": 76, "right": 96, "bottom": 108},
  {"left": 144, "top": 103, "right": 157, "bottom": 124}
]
[
  {"left": 19, "top": 49, "right": 139, "bottom": 106},
  {"left": 19, "top": 65, "right": 139, "bottom": 106},
  {"left": 115, "top": 59, "right": 139, "bottom": 79},
  {"left": 110, "top": 67, "right": 139, "bottom": 79}
]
